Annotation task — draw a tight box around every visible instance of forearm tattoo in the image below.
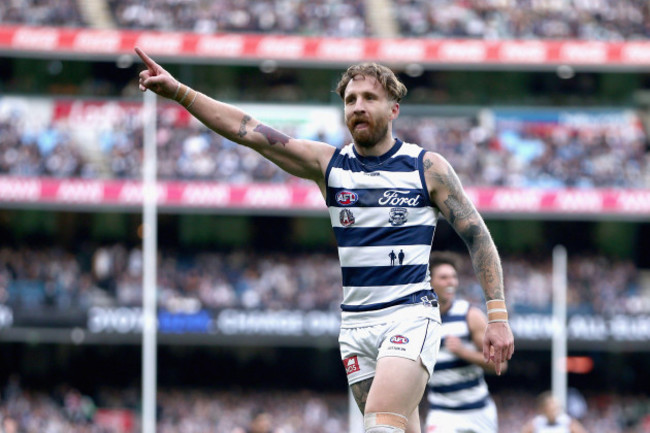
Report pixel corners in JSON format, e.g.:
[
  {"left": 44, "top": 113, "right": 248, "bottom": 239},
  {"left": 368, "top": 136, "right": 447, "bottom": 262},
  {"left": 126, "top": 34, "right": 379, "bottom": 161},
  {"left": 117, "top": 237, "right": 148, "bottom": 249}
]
[
  {"left": 435, "top": 164, "right": 504, "bottom": 300},
  {"left": 254, "top": 124, "right": 291, "bottom": 146},
  {"left": 237, "top": 115, "right": 251, "bottom": 138},
  {"left": 350, "top": 378, "right": 373, "bottom": 414}
]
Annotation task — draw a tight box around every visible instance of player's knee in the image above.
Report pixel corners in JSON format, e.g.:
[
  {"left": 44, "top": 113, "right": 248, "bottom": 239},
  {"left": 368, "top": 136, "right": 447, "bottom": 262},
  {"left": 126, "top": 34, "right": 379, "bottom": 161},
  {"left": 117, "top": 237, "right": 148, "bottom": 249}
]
[{"left": 364, "top": 412, "right": 408, "bottom": 433}]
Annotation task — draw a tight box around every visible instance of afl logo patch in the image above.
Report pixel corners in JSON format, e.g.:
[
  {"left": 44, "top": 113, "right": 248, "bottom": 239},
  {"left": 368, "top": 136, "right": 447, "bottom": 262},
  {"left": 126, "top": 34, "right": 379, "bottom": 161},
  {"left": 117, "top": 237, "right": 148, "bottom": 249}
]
[
  {"left": 390, "top": 335, "right": 409, "bottom": 344},
  {"left": 336, "top": 191, "right": 358, "bottom": 206},
  {"left": 339, "top": 209, "right": 355, "bottom": 227}
]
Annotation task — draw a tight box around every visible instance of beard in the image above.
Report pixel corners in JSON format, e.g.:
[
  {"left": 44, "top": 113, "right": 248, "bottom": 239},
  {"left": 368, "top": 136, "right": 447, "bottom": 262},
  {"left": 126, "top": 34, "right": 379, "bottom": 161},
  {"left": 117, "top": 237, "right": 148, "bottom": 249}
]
[{"left": 347, "top": 116, "right": 389, "bottom": 149}]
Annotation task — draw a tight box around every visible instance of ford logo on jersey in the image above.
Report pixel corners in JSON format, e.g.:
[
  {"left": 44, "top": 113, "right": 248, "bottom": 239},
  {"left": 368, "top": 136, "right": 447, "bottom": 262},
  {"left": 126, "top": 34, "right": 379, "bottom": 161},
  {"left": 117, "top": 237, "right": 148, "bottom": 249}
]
[
  {"left": 336, "top": 191, "right": 359, "bottom": 206},
  {"left": 390, "top": 335, "right": 409, "bottom": 344},
  {"left": 378, "top": 190, "right": 421, "bottom": 207}
]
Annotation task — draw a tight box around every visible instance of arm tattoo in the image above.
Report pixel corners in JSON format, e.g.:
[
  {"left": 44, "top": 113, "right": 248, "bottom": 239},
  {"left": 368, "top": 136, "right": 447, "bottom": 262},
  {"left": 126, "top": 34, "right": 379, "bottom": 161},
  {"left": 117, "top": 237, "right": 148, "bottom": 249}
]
[
  {"left": 350, "top": 378, "right": 373, "bottom": 414},
  {"left": 437, "top": 165, "right": 504, "bottom": 300},
  {"left": 254, "top": 124, "right": 291, "bottom": 146},
  {"left": 423, "top": 158, "right": 433, "bottom": 172},
  {"left": 237, "top": 115, "right": 251, "bottom": 138}
]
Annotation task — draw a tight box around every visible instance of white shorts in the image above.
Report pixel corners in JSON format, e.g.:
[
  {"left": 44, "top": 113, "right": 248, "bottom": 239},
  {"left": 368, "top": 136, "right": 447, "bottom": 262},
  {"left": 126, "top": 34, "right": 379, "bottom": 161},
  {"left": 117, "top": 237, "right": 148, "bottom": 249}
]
[
  {"left": 426, "top": 398, "right": 498, "bottom": 433},
  {"left": 339, "top": 302, "right": 442, "bottom": 385}
]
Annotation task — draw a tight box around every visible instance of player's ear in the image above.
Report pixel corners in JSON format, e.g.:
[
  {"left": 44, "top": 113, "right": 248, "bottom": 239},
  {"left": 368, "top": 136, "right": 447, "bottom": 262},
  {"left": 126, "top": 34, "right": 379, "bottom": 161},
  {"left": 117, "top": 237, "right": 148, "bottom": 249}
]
[{"left": 390, "top": 101, "right": 400, "bottom": 120}]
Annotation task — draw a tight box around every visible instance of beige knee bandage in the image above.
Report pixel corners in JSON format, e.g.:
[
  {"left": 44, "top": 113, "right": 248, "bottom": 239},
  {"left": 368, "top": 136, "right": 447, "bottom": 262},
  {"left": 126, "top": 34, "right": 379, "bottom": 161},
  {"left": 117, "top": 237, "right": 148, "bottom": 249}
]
[{"left": 364, "top": 412, "right": 408, "bottom": 433}]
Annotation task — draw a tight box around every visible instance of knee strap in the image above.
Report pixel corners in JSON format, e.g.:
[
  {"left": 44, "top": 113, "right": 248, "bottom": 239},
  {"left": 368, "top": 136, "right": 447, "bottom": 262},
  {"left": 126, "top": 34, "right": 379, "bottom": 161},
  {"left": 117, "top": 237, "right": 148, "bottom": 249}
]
[{"left": 364, "top": 412, "right": 408, "bottom": 433}]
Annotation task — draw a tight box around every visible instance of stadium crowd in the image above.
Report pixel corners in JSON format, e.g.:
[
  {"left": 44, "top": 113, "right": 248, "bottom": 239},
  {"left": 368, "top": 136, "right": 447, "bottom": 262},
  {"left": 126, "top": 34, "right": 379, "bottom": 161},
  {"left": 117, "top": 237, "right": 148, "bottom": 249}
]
[
  {"left": 107, "top": 0, "right": 368, "bottom": 37},
  {"left": 393, "top": 0, "right": 650, "bottom": 40},
  {"left": 0, "top": 245, "right": 646, "bottom": 315},
  {"left": 0, "top": 0, "right": 84, "bottom": 27},
  {"left": 0, "top": 381, "right": 649, "bottom": 433},
  {"left": 0, "top": 381, "right": 349, "bottom": 433},
  {"left": 1, "top": 107, "right": 648, "bottom": 189},
  {"left": 3, "top": 0, "right": 649, "bottom": 41}
]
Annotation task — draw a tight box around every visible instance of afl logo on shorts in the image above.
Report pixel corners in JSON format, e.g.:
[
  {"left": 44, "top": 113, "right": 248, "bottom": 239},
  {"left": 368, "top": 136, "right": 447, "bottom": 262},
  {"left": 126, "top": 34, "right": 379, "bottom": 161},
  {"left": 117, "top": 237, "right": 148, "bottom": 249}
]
[
  {"left": 390, "top": 335, "right": 409, "bottom": 344},
  {"left": 336, "top": 191, "right": 358, "bottom": 206}
]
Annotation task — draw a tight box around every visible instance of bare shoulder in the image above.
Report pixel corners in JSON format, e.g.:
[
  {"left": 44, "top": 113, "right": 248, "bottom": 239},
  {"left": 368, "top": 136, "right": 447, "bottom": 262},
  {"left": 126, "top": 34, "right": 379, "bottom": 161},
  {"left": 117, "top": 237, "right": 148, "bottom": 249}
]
[{"left": 422, "top": 151, "right": 450, "bottom": 177}]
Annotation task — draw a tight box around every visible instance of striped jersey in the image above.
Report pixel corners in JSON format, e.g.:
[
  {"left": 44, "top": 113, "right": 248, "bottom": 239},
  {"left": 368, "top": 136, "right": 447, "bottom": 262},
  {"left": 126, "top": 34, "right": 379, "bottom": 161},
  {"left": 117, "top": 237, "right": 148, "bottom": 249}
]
[
  {"left": 428, "top": 299, "right": 491, "bottom": 410},
  {"left": 531, "top": 414, "right": 572, "bottom": 433},
  {"left": 325, "top": 138, "right": 439, "bottom": 316}
]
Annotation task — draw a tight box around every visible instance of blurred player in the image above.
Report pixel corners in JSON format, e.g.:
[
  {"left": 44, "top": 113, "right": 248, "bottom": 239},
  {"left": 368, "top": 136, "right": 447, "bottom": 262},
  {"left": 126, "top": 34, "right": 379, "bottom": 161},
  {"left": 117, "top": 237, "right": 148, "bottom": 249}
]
[
  {"left": 521, "top": 392, "right": 588, "bottom": 433},
  {"left": 0, "top": 416, "right": 18, "bottom": 433},
  {"left": 421, "top": 252, "right": 506, "bottom": 433},
  {"left": 136, "top": 49, "right": 514, "bottom": 433}
]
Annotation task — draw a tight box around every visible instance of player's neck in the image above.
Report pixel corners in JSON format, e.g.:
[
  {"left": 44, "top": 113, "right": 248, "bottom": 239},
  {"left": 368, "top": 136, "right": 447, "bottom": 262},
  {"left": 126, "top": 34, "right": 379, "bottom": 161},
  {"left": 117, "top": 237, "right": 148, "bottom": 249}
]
[{"left": 354, "top": 133, "right": 395, "bottom": 157}]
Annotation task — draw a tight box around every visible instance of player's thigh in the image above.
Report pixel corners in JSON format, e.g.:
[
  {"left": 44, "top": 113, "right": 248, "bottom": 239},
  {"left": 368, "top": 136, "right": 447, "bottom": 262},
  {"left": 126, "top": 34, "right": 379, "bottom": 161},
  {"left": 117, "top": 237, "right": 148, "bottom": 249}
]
[{"left": 366, "top": 355, "right": 429, "bottom": 416}]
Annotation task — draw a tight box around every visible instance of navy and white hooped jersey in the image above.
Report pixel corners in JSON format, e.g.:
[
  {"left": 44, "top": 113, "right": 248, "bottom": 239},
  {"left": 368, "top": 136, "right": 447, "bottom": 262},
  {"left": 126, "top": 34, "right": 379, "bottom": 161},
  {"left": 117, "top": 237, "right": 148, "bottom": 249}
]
[
  {"left": 531, "top": 413, "right": 572, "bottom": 433},
  {"left": 325, "top": 138, "right": 439, "bottom": 316},
  {"left": 428, "top": 299, "right": 491, "bottom": 411}
]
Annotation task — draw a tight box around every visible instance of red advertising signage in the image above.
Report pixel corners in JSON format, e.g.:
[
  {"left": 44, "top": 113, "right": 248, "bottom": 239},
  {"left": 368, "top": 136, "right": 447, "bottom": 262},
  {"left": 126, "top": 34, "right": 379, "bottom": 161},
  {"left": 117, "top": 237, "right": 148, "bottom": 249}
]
[
  {"left": 2, "top": 25, "right": 650, "bottom": 66},
  {"left": 0, "top": 177, "right": 649, "bottom": 217}
]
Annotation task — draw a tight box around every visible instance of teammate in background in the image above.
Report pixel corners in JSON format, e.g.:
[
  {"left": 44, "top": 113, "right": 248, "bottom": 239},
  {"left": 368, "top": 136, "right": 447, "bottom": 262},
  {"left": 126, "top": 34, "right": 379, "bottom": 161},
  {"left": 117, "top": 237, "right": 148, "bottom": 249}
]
[
  {"left": 521, "top": 392, "right": 588, "bottom": 433},
  {"left": 0, "top": 416, "right": 18, "bottom": 433},
  {"left": 420, "top": 252, "right": 506, "bottom": 433},
  {"left": 136, "top": 49, "right": 514, "bottom": 433}
]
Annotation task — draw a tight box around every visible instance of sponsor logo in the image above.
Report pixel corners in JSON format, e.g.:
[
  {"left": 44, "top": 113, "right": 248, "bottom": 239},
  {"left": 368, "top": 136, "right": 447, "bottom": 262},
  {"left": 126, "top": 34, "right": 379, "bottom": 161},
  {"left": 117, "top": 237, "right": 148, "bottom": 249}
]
[
  {"left": 316, "top": 39, "right": 365, "bottom": 60},
  {"left": 499, "top": 42, "right": 547, "bottom": 63},
  {"left": 620, "top": 43, "right": 650, "bottom": 64},
  {"left": 388, "top": 207, "right": 408, "bottom": 226},
  {"left": 243, "top": 186, "right": 292, "bottom": 207},
  {"left": 339, "top": 208, "right": 355, "bottom": 227},
  {"left": 88, "top": 307, "right": 143, "bottom": 333},
  {"left": 438, "top": 41, "right": 487, "bottom": 62},
  {"left": 559, "top": 42, "right": 607, "bottom": 64},
  {"left": 377, "top": 40, "right": 426, "bottom": 61},
  {"left": 182, "top": 184, "right": 229, "bottom": 206},
  {"left": 555, "top": 190, "right": 603, "bottom": 212},
  {"left": 257, "top": 37, "right": 304, "bottom": 58},
  {"left": 73, "top": 30, "right": 121, "bottom": 53},
  {"left": 196, "top": 35, "right": 244, "bottom": 57},
  {"left": 12, "top": 28, "right": 59, "bottom": 50},
  {"left": 57, "top": 181, "right": 104, "bottom": 203},
  {"left": 390, "top": 335, "right": 409, "bottom": 344},
  {"left": 492, "top": 189, "right": 543, "bottom": 211},
  {"left": 336, "top": 190, "right": 359, "bottom": 206},
  {"left": 378, "top": 190, "right": 420, "bottom": 207},
  {"left": 343, "top": 355, "right": 360, "bottom": 375},
  {"left": 135, "top": 33, "right": 183, "bottom": 54}
]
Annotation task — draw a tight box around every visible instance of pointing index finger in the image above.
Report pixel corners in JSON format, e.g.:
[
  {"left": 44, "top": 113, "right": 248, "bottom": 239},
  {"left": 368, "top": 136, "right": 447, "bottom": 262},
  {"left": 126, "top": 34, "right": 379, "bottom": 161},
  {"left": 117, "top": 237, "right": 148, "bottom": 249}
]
[{"left": 135, "top": 47, "right": 157, "bottom": 71}]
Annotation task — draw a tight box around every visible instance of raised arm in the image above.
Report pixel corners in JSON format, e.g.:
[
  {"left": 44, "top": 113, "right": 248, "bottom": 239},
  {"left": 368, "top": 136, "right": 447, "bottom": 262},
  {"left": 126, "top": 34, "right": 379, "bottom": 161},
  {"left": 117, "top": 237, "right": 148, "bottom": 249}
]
[
  {"left": 135, "top": 47, "right": 335, "bottom": 186},
  {"left": 423, "top": 151, "right": 514, "bottom": 373}
]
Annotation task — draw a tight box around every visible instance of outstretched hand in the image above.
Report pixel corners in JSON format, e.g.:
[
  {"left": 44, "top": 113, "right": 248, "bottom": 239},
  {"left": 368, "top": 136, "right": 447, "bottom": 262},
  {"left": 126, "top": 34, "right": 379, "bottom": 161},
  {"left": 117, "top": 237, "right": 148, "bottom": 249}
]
[
  {"left": 135, "top": 47, "right": 178, "bottom": 99},
  {"left": 483, "top": 322, "right": 514, "bottom": 375}
]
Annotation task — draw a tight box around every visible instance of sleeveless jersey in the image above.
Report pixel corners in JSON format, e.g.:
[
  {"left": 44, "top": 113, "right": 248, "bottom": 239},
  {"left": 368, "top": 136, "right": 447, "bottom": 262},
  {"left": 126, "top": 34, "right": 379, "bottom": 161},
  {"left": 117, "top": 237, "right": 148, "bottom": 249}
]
[
  {"left": 531, "top": 413, "right": 572, "bottom": 433},
  {"left": 325, "top": 139, "right": 438, "bottom": 315},
  {"left": 428, "top": 299, "right": 491, "bottom": 410}
]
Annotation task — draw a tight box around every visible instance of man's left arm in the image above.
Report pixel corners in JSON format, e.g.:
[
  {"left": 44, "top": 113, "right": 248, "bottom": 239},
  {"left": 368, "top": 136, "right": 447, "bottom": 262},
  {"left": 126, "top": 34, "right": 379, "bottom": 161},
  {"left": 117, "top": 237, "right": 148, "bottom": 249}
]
[{"left": 423, "top": 151, "right": 514, "bottom": 373}]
